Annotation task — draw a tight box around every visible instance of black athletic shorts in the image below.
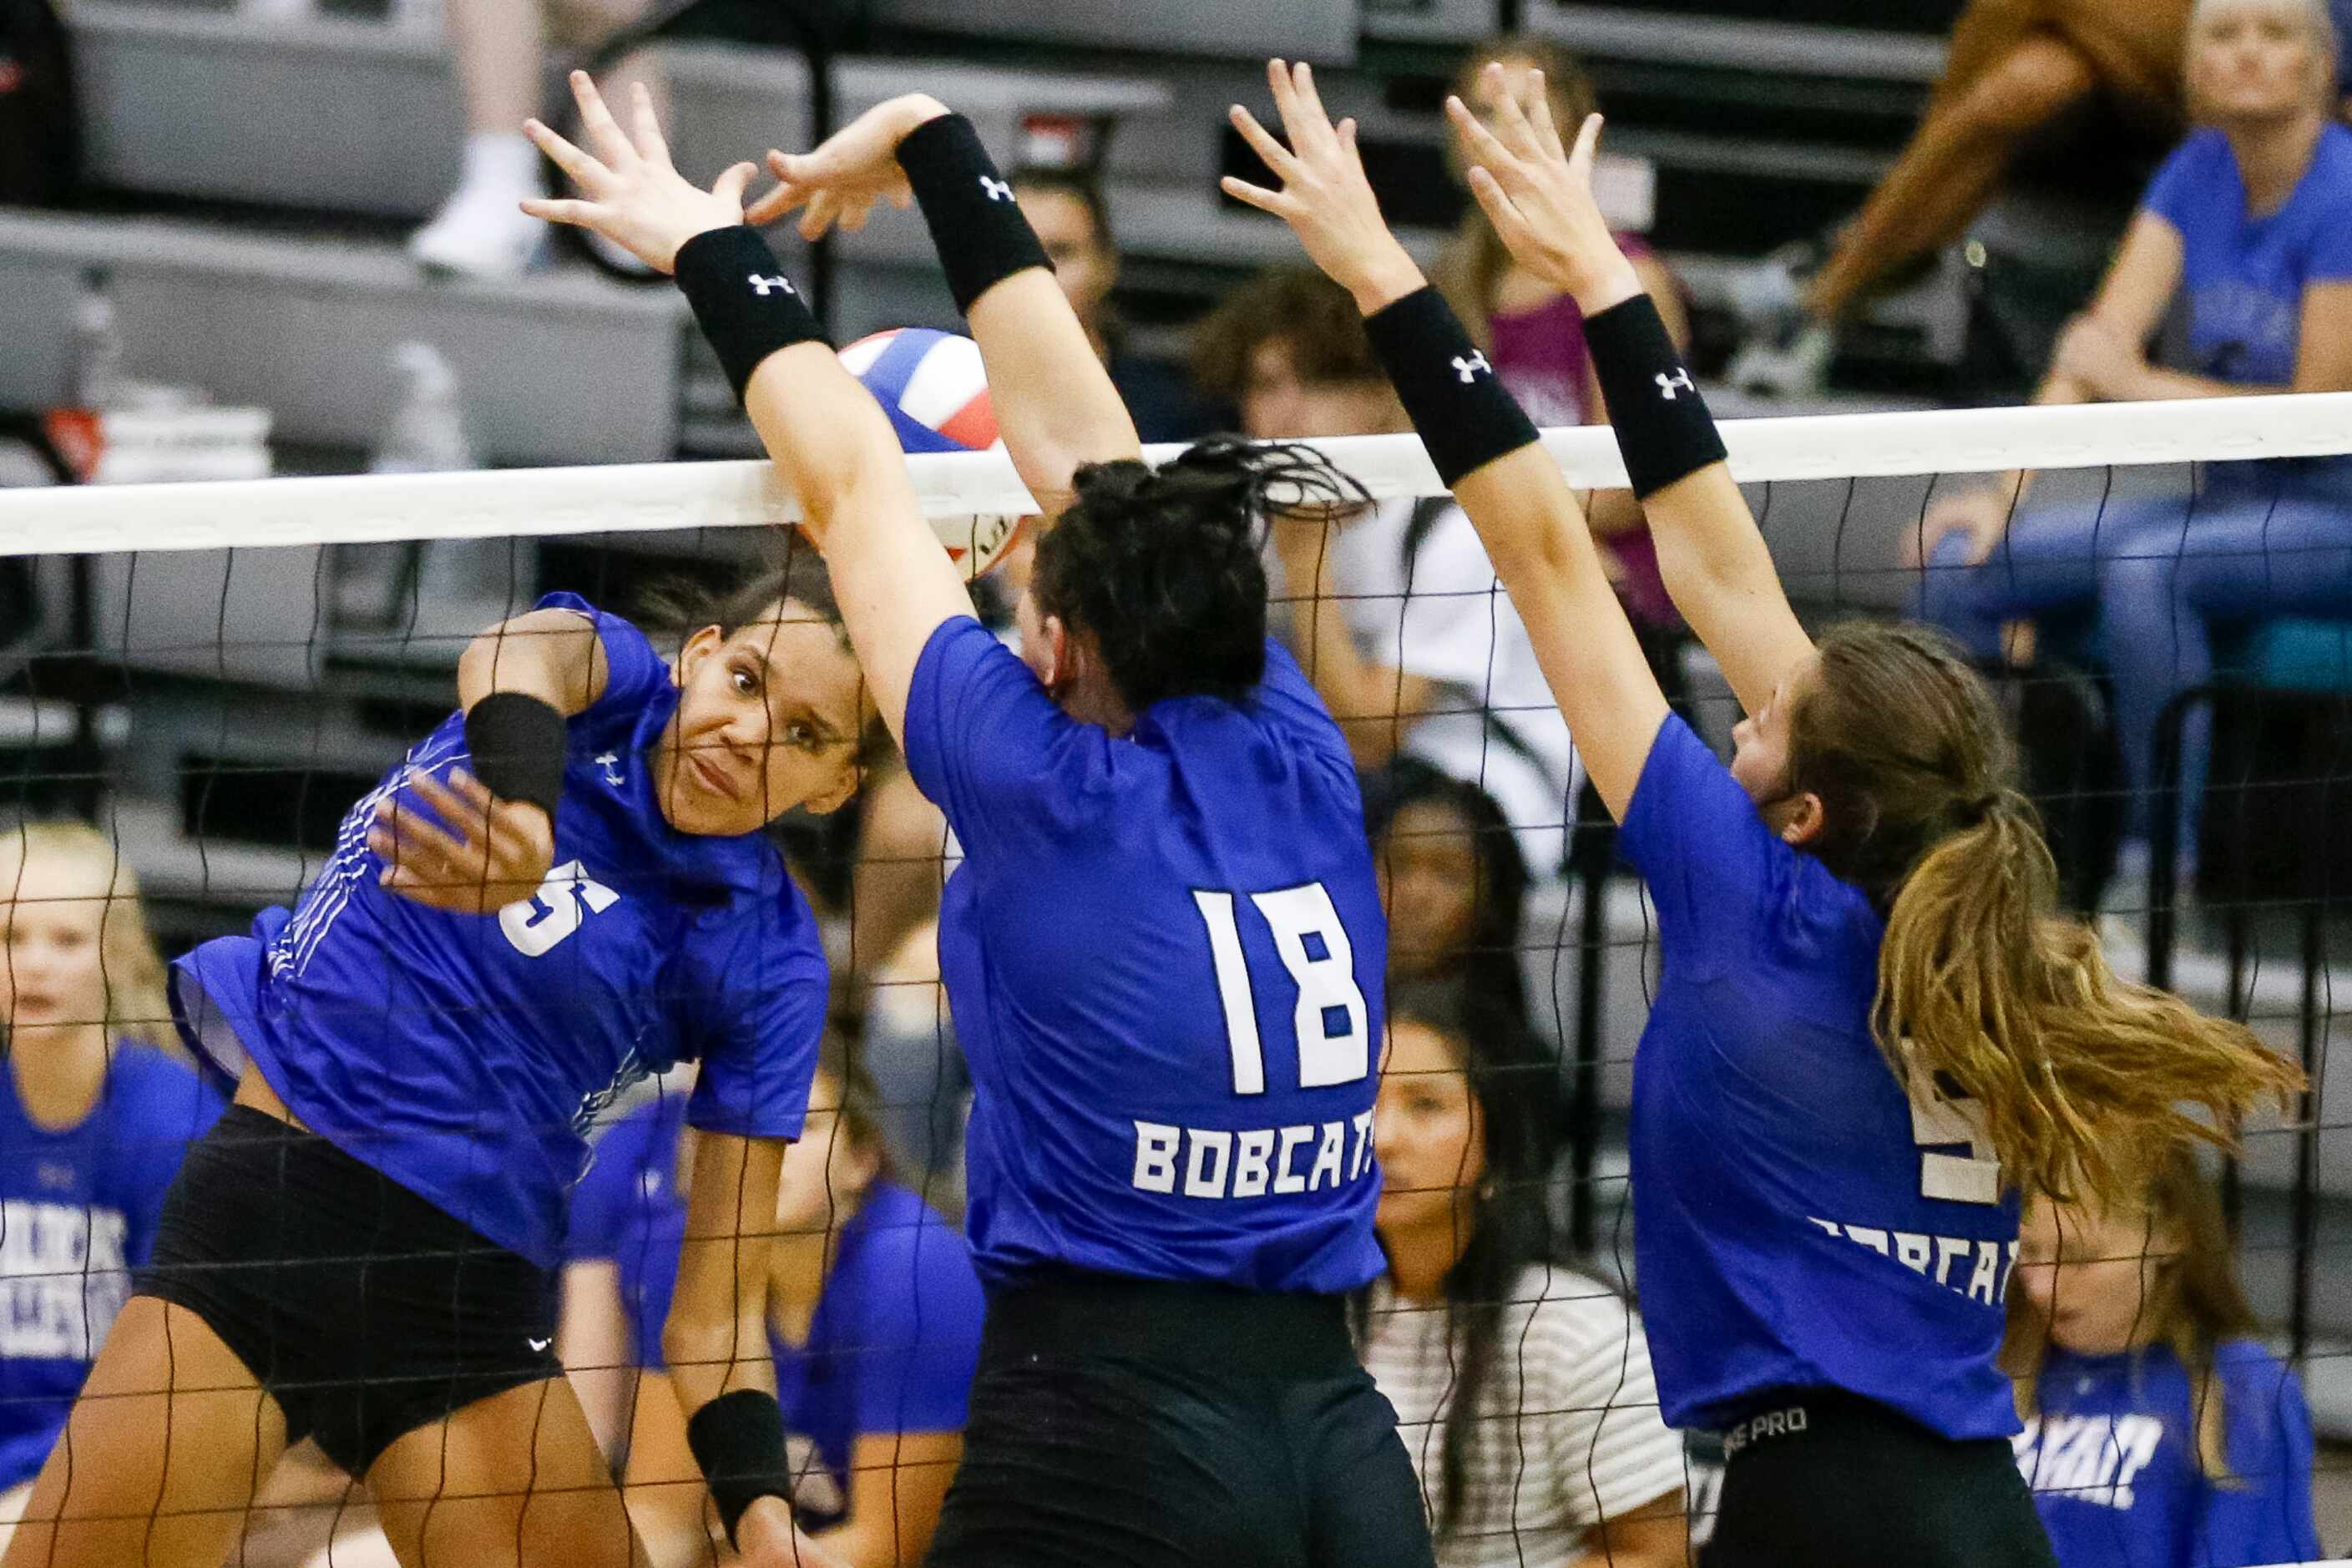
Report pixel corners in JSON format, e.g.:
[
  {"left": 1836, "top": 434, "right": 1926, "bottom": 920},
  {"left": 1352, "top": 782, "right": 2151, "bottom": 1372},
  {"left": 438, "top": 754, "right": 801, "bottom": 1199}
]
[
  {"left": 925, "top": 1268, "right": 1436, "bottom": 1568},
  {"left": 1702, "top": 1387, "right": 2059, "bottom": 1568},
  {"left": 132, "top": 1105, "right": 562, "bottom": 1477}
]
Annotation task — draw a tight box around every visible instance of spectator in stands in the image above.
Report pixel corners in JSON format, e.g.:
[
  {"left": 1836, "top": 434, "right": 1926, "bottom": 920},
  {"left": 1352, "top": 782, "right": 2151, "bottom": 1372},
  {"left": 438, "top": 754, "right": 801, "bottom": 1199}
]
[
  {"left": 1196, "top": 268, "right": 1580, "bottom": 875},
  {"left": 1359, "top": 987, "right": 1687, "bottom": 1568},
  {"left": 1915, "top": 0, "right": 2352, "bottom": 878},
  {"left": 1734, "top": 0, "right": 2196, "bottom": 392},
  {"left": 560, "top": 1039, "right": 983, "bottom": 1568},
  {"left": 2006, "top": 1147, "right": 2321, "bottom": 1566},
  {"left": 411, "top": 0, "right": 665, "bottom": 278},
  {"left": 1362, "top": 759, "right": 1533, "bottom": 1050},
  {"left": 0, "top": 823, "right": 223, "bottom": 1552},
  {"left": 1014, "top": 169, "right": 1230, "bottom": 443},
  {"left": 1437, "top": 35, "right": 1692, "bottom": 641}
]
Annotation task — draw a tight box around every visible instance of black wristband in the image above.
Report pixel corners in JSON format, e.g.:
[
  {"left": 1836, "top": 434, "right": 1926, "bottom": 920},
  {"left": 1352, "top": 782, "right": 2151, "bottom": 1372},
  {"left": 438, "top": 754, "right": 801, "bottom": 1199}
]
[
  {"left": 1360, "top": 287, "right": 1542, "bottom": 488},
  {"left": 897, "top": 113, "right": 1053, "bottom": 316},
  {"left": 462, "top": 692, "right": 568, "bottom": 822},
  {"left": 687, "top": 1389, "right": 793, "bottom": 1548},
  {"left": 1581, "top": 293, "right": 1727, "bottom": 499},
  {"left": 672, "top": 225, "right": 829, "bottom": 402}
]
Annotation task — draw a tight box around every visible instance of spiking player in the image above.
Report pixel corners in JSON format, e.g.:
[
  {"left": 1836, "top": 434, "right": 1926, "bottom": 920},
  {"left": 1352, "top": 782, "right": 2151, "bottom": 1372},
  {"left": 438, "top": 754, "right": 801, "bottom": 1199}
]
[
  {"left": 1229, "top": 54, "right": 2299, "bottom": 1568},
  {"left": 7, "top": 485, "right": 869, "bottom": 1565},
  {"left": 525, "top": 74, "right": 1436, "bottom": 1568}
]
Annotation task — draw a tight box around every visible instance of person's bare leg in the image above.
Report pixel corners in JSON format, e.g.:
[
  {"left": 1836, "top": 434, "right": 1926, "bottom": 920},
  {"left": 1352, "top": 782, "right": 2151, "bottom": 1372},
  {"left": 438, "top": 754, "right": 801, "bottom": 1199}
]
[
  {"left": 1807, "top": 31, "right": 2099, "bottom": 321},
  {"left": 1, "top": 1297, "right": 288, "bottom": 1568},
  {"left": 450, "top": 0, "right": 543, "bottom": 136},
  {"left": 367, "top": 1377, "right": 635, "bottom": 1568},
  {"left": 412, "top": 0, "right": 551, "bottom": 276}
]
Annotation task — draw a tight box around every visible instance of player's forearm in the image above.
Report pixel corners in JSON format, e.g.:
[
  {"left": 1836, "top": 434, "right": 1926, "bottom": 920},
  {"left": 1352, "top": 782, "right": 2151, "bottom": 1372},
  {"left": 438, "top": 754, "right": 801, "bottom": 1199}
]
[
  {"left": 896, "top": 109, "right": 1141, "bottom": 513},
  {"left": 457, "top": 609, "right": 607, "bottom": 716},
  {"left": 965, "top": 270, "right": 1141, "bottom": 514},
  {"left": 664, "top": 1131, "right": 785, "bottom": 1414}
]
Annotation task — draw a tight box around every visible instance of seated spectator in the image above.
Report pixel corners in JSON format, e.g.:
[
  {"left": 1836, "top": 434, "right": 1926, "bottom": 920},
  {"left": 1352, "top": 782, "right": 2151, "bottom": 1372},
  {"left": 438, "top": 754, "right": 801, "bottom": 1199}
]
[
  {"left": 1014, "top": 169, "right": 1231, "bottom": 443},
  {"left": 1737, "top": 0, "right": 2197, "bottom": 392},
  {"left": 1916, "top": 0, "right": 2352, "bottom": 876},
  {"left": 1196, "top": 269, "right": 1579, "bottom": 875},
  {"left": 1436, "top": 35, "right": 1692, "bottom": 638},
  {"left": 1362, "top": 759, "right": 1532, "bottom": 1050},
  {"left": 2006, "top": 1148, "right": 2321, "bottom": 1565},
  {"left": 1360, "top": 988, "right": 1687, "bottom": 1568},
  {"left": 410, "top": 0, "right": 665, "bottom": 278},
  {"left": 0, "top": 823, "right": 224, "bottom": 1550},
  {"left": 559, "top": 1040, "right": 983, "bottom": 1568},
  {"left": 857, "top": 916, "right": 968, "bottom": 1213}
]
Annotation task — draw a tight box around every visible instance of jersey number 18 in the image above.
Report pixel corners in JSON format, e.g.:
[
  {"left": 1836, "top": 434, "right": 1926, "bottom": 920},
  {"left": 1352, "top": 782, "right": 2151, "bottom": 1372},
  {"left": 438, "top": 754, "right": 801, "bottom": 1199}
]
[{"left": 1191, "top": 883, "right": 1369, "bottom": 1094}]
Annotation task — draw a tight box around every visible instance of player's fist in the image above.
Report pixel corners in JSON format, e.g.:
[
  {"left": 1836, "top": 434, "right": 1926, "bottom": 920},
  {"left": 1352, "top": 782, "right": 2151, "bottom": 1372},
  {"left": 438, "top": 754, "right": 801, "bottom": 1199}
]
[
  {"left": 735, "top": 1495, "right": 850, "bottom": 1568},
  {"left": 368, "top": 767, "right": 556, "bottom": 916}
]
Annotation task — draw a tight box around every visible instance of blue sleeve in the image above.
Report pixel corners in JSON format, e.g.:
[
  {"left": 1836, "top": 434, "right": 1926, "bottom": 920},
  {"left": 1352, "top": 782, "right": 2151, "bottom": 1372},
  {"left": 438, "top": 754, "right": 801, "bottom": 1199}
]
[
  {"left": 847, "top": 1217, "right": 986, "bottom": 1439},
  {"left": 566, "top": 1110, "right": 657, "bottom": 1263},
  {"left": 112, "top": 1051, "right": 225, "bottom": 1269},
  {"left": 680, "top": 873, "right": 826, "bottom": 1143},
  {"left": 530, "top": 592, "right": 670, "bottom": 722},
  {"left": 2191, "top": 1343, "right": 2322, "bottom": 1567},
  {"left": 903, "top": 615, "right": 1102, "bottom": 860},
  {"left": 2141, "top": 132, "right": 2218, "bottom": 238},
  {"left": 1252, "top": 636, "right": 1361, "bottom": 789},
  {"left": 1616, "top": 715, "right": 1782, "bottom": 974}
]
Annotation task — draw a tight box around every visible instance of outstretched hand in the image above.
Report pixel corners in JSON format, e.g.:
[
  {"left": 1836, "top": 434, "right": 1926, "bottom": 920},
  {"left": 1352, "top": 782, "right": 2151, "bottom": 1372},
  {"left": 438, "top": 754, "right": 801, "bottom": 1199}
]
[
  {"left": 1444, "top": 63, "right": 1638, "bottom": 313},
  {"left": 744, "top": 94, "right": 945, "bottom": 240},
  {"left": 521, "top": 72, "right": 753, "bottom": 274},
  {"left": 1222, "top": 58, "right": 1425, "bottom": 314}
]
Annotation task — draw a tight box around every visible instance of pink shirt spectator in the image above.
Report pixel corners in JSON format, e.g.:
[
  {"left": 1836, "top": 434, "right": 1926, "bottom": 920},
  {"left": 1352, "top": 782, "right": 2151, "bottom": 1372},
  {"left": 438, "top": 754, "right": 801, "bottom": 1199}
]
[{"left": 1486, "top": 237, "right": 1679, "bottom": 630}]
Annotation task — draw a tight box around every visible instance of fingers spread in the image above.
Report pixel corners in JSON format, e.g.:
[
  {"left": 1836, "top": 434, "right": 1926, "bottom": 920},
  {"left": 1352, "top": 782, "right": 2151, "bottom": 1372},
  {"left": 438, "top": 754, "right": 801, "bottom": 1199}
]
[
  {"left": 524, "top": 119, "right": 609, "bottom": 195},
  {"left": 1228, "top": 104, "right": 1300, "bottom": 184},
  {"left": 1287, "top": 61, "right": 1337, "bottom": 153},
  {"left": 1521, "top": 68, "right": 1568, "bottom": 159},
  {"left": 628, "top": 80, "right": 672, "bottom": 167},
  {"left": 568, "top": 71, "right": 635, "bottom": 169},
  {"left": 518, "top": 196, "right": 599, "bottom": 229},
  {"left": 713, "top": 161, "right": 755, "bottom": 208},
  {"left": 1464, "top": 165, "right": 1535, "bottom": 250},
  {"left": 1218, "top": 175, "right": 1290, "bottom": 216},
  {"left": 742, "top": 182, "right": 798, "bottom": 228},
  {"left": 1444, "top": 97, "right": 1514, "bottom": 174},
  {"left": 1569, "top": 112, "right": 1604, "bottom": 176}
]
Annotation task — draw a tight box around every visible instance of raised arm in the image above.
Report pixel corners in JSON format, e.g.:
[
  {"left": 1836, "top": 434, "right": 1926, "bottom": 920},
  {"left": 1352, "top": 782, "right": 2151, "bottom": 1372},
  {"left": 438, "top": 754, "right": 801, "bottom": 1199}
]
[
  {"left": 523, "top": 73, "right": 971, "bottom": 751},
  {"left": 1222, "top": 59, "right": 1667, "bottom": 818},
  {"left": 750, "top": 96, "right": 1142, "bottom": 517},
  {"left": 1446, "top": 71, "right": 1813, "bottom": 719}
]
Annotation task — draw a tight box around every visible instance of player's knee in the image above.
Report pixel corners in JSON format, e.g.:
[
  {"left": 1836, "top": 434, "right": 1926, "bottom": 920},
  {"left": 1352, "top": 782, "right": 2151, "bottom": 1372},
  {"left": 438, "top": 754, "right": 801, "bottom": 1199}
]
[
  {"left": 518, "top": 1486, "right": 635, "bottom": 1568},
  {"left": 1963, "top": 36, "right": 2097, "bottom": 131}
]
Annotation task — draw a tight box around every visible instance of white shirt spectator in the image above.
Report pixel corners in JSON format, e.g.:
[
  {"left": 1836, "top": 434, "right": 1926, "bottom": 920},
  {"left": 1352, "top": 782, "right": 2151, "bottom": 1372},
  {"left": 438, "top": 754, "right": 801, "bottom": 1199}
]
[
  {"left": 1359, "top": 1264, "right": 1687, "bottom": 1568},
  {"left": 1289, "top": 498, "right": 1578, "bottom": 875}
]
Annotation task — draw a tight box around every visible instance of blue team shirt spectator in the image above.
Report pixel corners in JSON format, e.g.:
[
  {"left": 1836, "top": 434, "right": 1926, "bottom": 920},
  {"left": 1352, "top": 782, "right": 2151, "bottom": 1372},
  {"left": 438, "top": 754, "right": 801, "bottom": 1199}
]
[
  {"left": 2017, "top": 1338, "right": 2319, "bottom": 1567},
  {"left": 902, "top": 617, "right": 1388, "bottom": 1295},
  {"left": 0, "top": 1044, "right": 223, "bottom": 1489},
  {"left": 172, "top": 593, "right": 826, "bottom": 1271},
  {"left": 2142, "top": 122, "right": 2352, "bottom": 391},
  {"left": 564, "top": 1095, "right": 984, "bottom": 1530},
  {"left": 1617, "top": 716, "right": 2021, "bottom": 1439}
]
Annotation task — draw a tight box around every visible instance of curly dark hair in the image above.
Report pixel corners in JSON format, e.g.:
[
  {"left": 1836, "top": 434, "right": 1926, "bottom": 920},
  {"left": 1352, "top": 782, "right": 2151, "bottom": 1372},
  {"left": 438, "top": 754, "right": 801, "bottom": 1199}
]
[
  {"left": 1031, "top": 436, "right": 1368, "bottom": 711},
  {"left": 1190, "top": 267, "right": 1386, "bottom": 404}
]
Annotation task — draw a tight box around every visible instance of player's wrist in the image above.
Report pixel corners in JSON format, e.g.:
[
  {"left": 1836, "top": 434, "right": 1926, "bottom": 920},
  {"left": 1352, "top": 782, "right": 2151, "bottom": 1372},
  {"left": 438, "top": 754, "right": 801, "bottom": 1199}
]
[
  {"left": 687, "top": 1388, "right": 794, "bottom": 1550},
  {"left": 888, "top": 94, "right": 952, "bottom": 141},
  {"left": 1568, "top": 259, "right": 1643, "bottom": 318},
  {"left": 1360, "top": 286, "right": 1540, "bottom": 487},
  {"left": 672, "top": 227, "right": 831, "bottom": 403},
  {"left": 1580, "top": 292, "right": 1726, "bottom": 499},
  {"left": 895, "top": 113, "right": 1052, "bottom": 315},
  {"left": 1344, "top": 249, "right": 1429, "bottom": 318},
  {"left": 463, "top": 692, "right": 568, "bottom": 823}
]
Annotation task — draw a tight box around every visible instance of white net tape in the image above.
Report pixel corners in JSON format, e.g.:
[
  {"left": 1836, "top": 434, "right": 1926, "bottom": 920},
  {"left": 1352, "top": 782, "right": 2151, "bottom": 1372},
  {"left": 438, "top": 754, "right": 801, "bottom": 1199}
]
[{"left": 6, "top": 391, "right": 2352, "bottom": 555}]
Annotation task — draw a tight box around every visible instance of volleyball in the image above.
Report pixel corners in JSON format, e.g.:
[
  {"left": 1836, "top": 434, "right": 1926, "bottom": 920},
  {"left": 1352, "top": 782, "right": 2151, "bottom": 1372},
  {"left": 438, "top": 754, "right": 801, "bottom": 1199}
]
[{"left": 840, "top": 327, "right": 1028, "bottom": 581}]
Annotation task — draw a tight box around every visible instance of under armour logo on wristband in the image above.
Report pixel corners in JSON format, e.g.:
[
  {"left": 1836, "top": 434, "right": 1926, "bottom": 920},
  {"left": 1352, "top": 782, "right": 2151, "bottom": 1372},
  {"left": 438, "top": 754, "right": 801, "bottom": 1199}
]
[
  {"left": 1451, "top": 352, "right": 1492, "bottom": 383},
  {"left": 747, "top": 274, "right": 796, "bottom": 296},
  {"left": 1656, "top": 368, "right": 1696, "bottom": 399},
  {"left": 979, "top": 175, "right": 1013, "bottom": 202}
]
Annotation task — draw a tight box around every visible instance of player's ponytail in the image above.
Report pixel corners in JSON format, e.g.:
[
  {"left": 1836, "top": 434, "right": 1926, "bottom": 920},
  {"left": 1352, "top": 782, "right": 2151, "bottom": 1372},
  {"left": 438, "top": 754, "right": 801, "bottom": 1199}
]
[
  {"left": 1038, "top": 437, "right": 1369, "bottom": 711},
  {"left": 1789, "top": 623, "right": 2299, "bottom": 1207}
]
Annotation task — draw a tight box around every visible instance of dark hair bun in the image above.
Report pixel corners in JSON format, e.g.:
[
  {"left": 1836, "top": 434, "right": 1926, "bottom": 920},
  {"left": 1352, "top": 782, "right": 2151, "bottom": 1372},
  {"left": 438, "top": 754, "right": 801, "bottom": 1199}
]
[{"left": 1036, "top": 438, "right": 1368, "bottom": 712}]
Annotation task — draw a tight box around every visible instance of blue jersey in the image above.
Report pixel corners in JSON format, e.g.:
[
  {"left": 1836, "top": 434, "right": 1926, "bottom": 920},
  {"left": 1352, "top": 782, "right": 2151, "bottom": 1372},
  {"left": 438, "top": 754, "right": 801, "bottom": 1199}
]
[
  {"left": 1618, "top": 717, "right": 2021, "bottom": 1438},
  {"left": 171, "top": 594, "right": 827, "bottom": 1270},
  {"left": 0, "top": 1044, "right": 224, "bottom": 1489},
  {"left": 565, "top": 1096, "right": 985, "bottom": 1530},
  {"left": 2017, "top": 1340, "right": 2319, "bottom": 1568},
  {"left": 903, "top": 618, "right": 1387, "bottom": 1294},
  {"left": 2144, "top": 124, "right": 2352, "bottom": 392}
]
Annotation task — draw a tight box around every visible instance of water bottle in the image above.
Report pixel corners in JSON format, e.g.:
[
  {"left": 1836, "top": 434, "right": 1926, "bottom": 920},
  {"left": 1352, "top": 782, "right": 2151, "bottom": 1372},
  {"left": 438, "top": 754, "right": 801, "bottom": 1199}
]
[{"left": 73, "top": 270, "right": 125, "bottom": 412}]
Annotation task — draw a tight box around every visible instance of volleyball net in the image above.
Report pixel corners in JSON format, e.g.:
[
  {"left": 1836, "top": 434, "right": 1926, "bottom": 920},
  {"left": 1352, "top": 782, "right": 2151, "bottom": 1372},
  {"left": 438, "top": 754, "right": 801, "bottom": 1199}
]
[{"left": 0, "top": 392, "right": 2347, "bottom": 1561}]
